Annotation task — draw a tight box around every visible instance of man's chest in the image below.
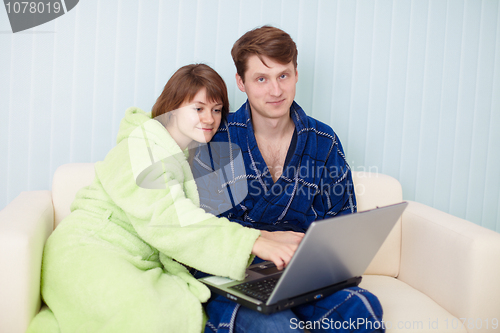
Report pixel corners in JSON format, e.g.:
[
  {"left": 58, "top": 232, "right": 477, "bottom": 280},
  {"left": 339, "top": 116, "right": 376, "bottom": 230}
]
[{"left": 258, "top": 141, "right": 289, "bottom": 182}]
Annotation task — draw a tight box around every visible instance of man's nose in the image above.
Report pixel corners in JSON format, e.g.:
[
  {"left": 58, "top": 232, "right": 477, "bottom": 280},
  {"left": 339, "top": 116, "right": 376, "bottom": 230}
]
[{"left": 269, "top": 80, "right": 282, "bottom": 96}]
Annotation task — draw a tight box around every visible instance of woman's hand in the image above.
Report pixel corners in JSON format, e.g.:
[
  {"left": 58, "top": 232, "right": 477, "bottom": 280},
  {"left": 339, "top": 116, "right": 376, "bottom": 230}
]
[
  {"left": 251, "top": 236, "right": 298, "bottom": 270},
  {"left": 259, "top": 230, "right": 305, "bottom": 245}
]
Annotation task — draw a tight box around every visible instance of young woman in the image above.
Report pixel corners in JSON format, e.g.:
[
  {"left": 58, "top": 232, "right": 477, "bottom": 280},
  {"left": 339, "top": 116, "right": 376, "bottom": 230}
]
[{"left": 27, "top": 64, "right": 300, "bottom": 333}]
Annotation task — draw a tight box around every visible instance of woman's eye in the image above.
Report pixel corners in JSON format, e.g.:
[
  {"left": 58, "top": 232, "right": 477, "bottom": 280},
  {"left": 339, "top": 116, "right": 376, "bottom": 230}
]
[
  {"left": 195, "top": 107, "right": 202, "bottom": 112},
  {"left": 213, "top": 109, "right": 222, "bottom": 113}
]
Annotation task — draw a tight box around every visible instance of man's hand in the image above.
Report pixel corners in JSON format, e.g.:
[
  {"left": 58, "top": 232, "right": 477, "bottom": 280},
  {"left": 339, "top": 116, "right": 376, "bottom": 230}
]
[
  {"left": 259, "top": 230, "right": 304, "bottom": 245},
  {"left": 251, "top": 236, "right": 298, "bottom": 270}
]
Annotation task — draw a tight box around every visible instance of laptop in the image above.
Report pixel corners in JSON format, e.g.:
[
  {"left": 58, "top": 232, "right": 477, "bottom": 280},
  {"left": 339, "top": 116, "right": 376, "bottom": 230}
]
[{"left": 198, "top": 201, "right": 408, "bottom": 314}]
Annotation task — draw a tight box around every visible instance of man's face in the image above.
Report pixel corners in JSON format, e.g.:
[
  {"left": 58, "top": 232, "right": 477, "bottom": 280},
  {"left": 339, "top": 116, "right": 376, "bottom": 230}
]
[{"left": 236, "top": 55, "right": 298, "bottom": 121}]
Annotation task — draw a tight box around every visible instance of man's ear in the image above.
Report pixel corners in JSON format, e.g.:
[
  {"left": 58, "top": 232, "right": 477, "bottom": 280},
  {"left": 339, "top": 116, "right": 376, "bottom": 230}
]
[
  {"left": 236, "top": 73, "right": 246, "bottom": 92},
  {"left": 295, "top": 68, "right": 299, "bottom": 83}
]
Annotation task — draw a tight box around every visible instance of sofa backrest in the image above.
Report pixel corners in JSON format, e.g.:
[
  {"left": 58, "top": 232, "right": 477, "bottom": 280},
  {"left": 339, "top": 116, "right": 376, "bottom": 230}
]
[
  {"left": 52, "top": 163, "right": 95, "bottom": 228},
  {"left": 52, "top": 164, "right": 403, "bottom": 276},
  {"left": 351, "top": 172, "right": 403, "bottom": 277}
]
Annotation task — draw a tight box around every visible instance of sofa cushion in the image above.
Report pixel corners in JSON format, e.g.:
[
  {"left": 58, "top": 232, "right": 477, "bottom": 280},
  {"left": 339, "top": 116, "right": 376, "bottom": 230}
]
[{"left": 360, "top": 275, "right": 467, "bottom": 333}]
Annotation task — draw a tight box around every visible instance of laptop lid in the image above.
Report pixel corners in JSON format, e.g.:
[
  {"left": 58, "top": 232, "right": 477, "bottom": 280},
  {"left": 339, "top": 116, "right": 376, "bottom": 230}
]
[{"left": 267, "top": 201, "right": 407, "bottom": 304}]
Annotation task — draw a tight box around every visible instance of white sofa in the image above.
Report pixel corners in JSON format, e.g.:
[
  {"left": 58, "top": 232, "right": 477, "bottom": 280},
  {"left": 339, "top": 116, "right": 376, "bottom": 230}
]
[{"left": 1, "top": 163, "right": 500, "bottom": 333}]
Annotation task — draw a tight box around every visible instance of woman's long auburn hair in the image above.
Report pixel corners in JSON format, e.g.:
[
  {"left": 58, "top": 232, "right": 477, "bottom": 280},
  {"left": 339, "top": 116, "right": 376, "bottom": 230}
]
[{"left": 152, "top": 64, "right": 230, "bottom": 120}]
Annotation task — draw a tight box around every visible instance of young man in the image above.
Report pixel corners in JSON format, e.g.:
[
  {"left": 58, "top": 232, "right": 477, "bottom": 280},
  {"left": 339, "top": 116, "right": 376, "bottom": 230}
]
[{"left": 195, "top": 26, "right": 384, "bottom": 333}]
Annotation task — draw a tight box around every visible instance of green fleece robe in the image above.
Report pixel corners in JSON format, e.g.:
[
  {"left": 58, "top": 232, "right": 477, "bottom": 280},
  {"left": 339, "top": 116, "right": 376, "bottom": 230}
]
[{"left": 27, "top": 107, "right": 261, "bottom": 333}]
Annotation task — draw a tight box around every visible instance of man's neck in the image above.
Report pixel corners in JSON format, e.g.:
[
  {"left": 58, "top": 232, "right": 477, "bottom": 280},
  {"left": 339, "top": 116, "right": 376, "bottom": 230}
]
[
  {"left": 250, "top": 108, "right": 295, "bottom": 182},
  {"left": 252, "top": 112, "right": 294, "bottom": 141}
]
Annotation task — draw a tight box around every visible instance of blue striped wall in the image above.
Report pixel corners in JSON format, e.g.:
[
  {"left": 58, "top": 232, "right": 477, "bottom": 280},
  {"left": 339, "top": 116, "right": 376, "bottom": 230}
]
[{"left": 1, "top": 0, "right": 499, "bottom": 232}]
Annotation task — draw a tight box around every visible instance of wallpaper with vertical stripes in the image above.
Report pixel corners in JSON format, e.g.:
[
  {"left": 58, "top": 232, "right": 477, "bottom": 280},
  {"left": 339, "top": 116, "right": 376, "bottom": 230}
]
[{"left": 1, "top": 0, "right": 499, "bottom": 232}]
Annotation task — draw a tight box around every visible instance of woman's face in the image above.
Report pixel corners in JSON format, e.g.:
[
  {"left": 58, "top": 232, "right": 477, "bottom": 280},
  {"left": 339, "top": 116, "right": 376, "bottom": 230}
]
[{"left": 166, "top": 87, "right": 223, "bottom": 149}]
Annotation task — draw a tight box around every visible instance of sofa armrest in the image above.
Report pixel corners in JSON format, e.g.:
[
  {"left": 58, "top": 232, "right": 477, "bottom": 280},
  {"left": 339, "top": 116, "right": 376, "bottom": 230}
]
[
  {"left": 398, "top": 201, "right": 500, "bottom": 332},
  {"left": 0, "top": 191, "right": 54, "bottom": 333}
]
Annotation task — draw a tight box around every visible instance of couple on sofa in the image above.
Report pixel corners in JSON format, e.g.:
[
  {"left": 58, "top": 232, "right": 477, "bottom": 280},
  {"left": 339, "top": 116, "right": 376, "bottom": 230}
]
[{"left": 28, "top": 26, "right": 383, "bottom": 333}]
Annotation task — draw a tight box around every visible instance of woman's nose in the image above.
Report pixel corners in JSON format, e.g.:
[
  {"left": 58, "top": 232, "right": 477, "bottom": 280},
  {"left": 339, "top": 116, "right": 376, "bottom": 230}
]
[{"left": 199, "top": 110, "right": 214, "bottom": 124}]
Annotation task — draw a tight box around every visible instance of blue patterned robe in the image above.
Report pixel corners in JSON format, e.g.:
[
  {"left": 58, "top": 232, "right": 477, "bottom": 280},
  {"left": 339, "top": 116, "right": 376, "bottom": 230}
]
[{"left": 192, "top": 101, "right": 383, "bottom": 333}]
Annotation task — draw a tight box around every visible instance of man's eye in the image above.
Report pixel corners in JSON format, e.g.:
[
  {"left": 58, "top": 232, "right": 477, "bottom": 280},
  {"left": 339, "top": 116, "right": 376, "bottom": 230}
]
[
  {"left": 257, "top": 77, "right": 265, "bottom": 82},
  {"left": 280, "top": 74, "right": 287, "bottom": 79}
]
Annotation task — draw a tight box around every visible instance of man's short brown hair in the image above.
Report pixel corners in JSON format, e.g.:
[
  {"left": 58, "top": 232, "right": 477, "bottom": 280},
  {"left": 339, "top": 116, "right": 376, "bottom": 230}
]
[{"left": 231, "top": 25, "right": 298, "bottom": 81}]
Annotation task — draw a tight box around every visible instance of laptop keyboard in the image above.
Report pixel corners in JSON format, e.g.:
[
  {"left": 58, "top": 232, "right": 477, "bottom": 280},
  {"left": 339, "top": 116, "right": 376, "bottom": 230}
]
[{"left": 230, "top": 276, "right": 280, "bottom": 302}]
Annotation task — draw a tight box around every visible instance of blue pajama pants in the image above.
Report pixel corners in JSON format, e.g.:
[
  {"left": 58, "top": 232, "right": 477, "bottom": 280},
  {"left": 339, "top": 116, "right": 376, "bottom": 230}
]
[{"left": 204, "top": 287, "right": 385, "bottom": 333}]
